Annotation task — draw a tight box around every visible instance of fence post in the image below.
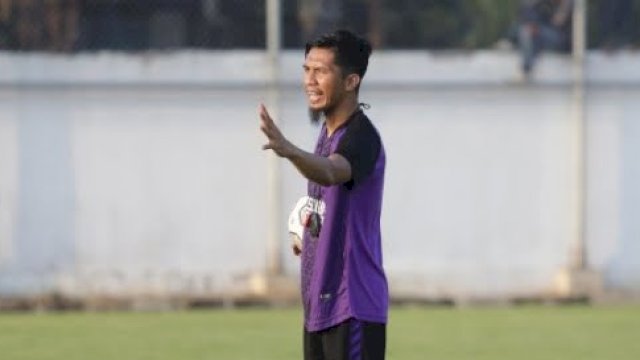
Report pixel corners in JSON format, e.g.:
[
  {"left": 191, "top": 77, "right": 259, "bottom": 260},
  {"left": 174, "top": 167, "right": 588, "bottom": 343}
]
[
  {"left": 571, "top": 0, "right": 587, "bottom": 271},
  {"left": 554, "top": 0, "right": 602, "bottom": 299},
  {"left": 265, "top": 0, "right": 283, "bottom": 277}
]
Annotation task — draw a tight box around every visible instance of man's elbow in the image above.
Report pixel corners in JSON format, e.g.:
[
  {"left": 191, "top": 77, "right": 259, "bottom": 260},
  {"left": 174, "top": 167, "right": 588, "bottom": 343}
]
[
  {"left": 317, "top": 171, "right": 339, "bottom": 186},
  {"left": 320, "top": 167, "right": 350, "bottom": 186},
  {"left": 312, "top": 156, "right": 351, "bottom": 186}
]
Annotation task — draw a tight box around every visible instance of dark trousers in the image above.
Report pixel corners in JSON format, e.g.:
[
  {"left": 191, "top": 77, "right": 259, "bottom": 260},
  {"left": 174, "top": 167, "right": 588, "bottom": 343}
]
[{"left": 304, "top": 318, "right": 386, "bottom": 360}]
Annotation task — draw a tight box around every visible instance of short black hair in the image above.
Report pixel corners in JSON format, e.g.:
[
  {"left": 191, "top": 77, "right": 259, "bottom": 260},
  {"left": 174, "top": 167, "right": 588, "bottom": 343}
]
[{"left": 305, "top": 29, "right": 372, "bottom": 80}]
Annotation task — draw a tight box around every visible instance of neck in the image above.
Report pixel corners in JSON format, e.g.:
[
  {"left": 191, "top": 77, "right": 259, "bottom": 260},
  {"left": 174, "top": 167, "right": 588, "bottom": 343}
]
[{"left": 324, "top": 98, "right": 359, "bottom": 136}]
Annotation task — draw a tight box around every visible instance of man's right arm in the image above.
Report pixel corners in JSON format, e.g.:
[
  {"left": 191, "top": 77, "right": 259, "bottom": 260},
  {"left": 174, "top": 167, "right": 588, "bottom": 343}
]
[
  {"left": 287, "top": 149, "right": 352, "bottom": 187},
  {"left": 260, "top": 104, "right": 353, "bottom": 186}
]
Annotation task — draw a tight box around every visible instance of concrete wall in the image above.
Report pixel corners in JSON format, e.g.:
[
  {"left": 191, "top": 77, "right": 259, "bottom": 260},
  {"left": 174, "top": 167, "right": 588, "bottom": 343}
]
[{"left": 0, "top": 50, "right": 638, "bottom": 299}]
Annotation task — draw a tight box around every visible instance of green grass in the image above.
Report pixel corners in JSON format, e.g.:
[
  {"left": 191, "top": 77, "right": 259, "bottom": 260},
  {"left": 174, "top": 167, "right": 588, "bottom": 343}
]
[{"left": 0, "top": 305, "right": 639, "bottom": 360}]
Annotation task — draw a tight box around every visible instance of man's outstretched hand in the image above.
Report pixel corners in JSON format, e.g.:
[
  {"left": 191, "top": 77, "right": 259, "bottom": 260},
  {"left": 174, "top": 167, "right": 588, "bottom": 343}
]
[{"left": 260, "top": 104, "right": 295, "bottom": 158}]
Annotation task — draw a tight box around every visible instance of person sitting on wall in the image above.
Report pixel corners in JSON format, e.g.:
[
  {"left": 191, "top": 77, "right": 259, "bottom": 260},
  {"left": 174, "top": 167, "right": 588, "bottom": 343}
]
[{"left": 517, "top": 0, "right": 573, "bottom": 77}]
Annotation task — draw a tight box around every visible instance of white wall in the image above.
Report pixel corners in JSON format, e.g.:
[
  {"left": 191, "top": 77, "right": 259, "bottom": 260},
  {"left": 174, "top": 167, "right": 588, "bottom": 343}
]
[
  {"left": 372, "top": 87, "right": 576, "bottom": 297},
  {"left": 70, "top": 89, "right": 270, "bottom": 296},
  {"left": 0, "top": 50, "right": 638, "bottom": 298},
  {"left": 0, "top": 104, "right": 18, "bottom": 266},
  {"left": 588, "top": 88, "right": 640, "bottom": 292}
]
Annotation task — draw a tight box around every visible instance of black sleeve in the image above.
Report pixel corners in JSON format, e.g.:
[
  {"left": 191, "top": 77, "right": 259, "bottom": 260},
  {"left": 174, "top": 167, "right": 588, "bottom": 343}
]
[{"left": 334, "top": 114, "right": 381, "bottom": 188}]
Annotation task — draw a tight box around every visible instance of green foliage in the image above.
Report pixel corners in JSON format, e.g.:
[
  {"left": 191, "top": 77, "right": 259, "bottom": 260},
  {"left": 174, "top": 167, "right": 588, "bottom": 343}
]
[
  {"left": 380, "top": 0, "right": 518, "bottom": 49},
  {"left": 377, "top": 0, "right": 640, "bottom": 49},
  {"left": 462, "top": 0, "right": 519, "bottom": 48}
]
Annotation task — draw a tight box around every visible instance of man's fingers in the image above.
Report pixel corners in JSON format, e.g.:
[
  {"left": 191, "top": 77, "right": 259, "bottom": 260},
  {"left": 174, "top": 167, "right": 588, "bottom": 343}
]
[
  {"left": 259, "top": 110, "right": 269, "bottom": 124},
  {"left": 261, "top": 118, "right": 282, "bottom": 141},
  {"left": 261, "top": 114, "right": 276, "bottom": 132},
  {"left": 260, "top": 103, "right": 271, "bottom": 118},
  {"left": 260, "top": 123, "right": 276, "bottom": 140},
  {"left": 260, "top": 114, "right": 275, "bottom": 133},
  {"left": 260, "top": 106, "right": 282, "bottom": 136},
  {"left": 259, "top": 104, "right": 284, "bottom": 138},
  {"left": 259, "top": 103, "right": 287, "bottom": 156},
  {"left": 259, "top": 104, "right": 273, "bottom": 124}
]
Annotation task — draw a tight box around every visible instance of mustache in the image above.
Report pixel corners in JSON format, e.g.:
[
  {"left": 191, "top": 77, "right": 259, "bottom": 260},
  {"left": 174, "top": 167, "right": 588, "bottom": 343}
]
[{"left": 308, "top": 108, "right": 322, "bottom": 124}]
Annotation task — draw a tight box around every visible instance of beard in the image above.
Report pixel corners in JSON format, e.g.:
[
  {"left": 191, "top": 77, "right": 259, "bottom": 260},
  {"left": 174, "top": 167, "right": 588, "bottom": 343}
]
[{"left": 308, "top": 108, "right": 322, "bottom": 124}]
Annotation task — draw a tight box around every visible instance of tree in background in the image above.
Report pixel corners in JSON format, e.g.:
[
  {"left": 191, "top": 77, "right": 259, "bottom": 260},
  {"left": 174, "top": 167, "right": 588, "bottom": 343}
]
[{"left": 378, "top": 0, "right": 518, "bottom": 49}]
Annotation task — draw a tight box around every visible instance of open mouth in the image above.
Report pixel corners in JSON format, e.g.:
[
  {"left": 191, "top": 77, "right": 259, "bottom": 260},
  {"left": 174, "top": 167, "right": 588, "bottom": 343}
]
[{"left": 306, "top": 90, "right": 323, "bottom": 104}]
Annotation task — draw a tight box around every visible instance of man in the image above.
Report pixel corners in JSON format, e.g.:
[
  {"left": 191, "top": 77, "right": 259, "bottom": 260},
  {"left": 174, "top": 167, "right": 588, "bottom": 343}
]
[
  {"left": 259, "top": 29, "right": 388, "bottom": 360},
  {"left": 597, "top": 0, "right": 634, "bottom": 50},
  {"left": 517, "top": 0, "right": 573, "bottom": 76}
]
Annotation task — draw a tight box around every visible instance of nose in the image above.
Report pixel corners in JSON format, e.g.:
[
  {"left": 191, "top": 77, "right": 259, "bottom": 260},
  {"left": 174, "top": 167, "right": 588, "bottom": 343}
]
[{"left": 304, "top": 71, "right": 317, "bottom": 87}]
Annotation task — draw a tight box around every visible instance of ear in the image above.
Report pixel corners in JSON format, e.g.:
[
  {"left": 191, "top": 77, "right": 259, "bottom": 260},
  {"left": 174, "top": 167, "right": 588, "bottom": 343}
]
[{"left": 344, "top": 74, "right": 361, "bottom": 92}]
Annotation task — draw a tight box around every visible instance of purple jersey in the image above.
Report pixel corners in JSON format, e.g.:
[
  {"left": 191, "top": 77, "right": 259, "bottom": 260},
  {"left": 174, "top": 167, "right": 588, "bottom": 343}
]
[{"left": 302, "top": 109, "right": 388, "bottom": 332}]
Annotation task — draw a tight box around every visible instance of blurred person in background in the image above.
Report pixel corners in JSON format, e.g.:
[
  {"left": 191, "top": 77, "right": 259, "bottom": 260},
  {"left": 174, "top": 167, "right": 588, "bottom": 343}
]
[
  {"left": 0, "top": 0, "right": 78, "bottom": 51},
  {"left": 0, "top": 0, "right": 12, "bottom": 48},
  {"left": 597, "top": 0, "right": 635, "bottom": 51},
  {"left": 517, "top": 0, "right": 573, "bottom": 77},
  {"left": 44, "top": 0, "right": 79, "bottom": 52},
  {"left": 14, "top": 0, "right": 44, "bottom": 50},
  {"left": 200, "top": 0, "right": 230, "bottom": 47},
  {"left": 299, "top": 0, "right": 343, "bottom": 42}
]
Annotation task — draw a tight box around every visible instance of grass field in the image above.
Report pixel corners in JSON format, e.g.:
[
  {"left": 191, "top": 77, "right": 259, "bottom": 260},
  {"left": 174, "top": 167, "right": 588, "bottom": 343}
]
[{"left": 1, "top": 305, "right": 639, "bottom": 360}]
